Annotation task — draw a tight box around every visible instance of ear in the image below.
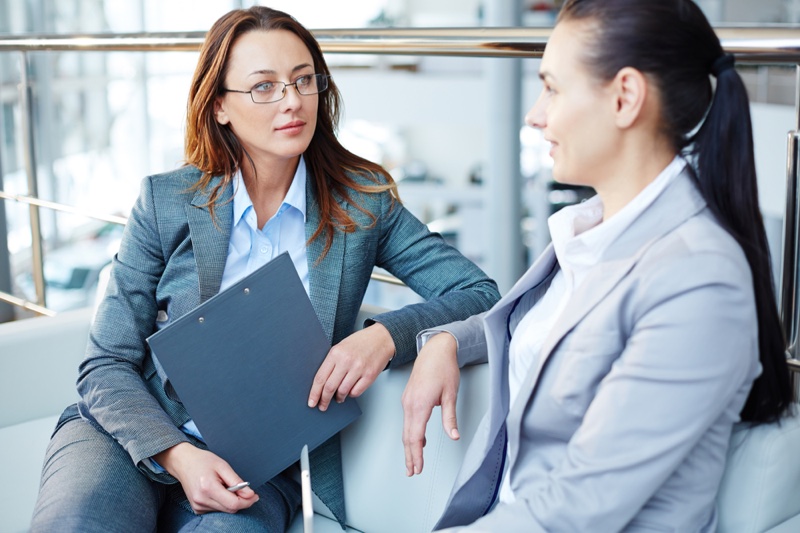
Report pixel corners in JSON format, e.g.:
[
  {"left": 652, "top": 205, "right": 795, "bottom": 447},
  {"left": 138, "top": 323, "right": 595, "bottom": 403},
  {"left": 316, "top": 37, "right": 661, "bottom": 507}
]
[
  {"left": 214, "top": 96, "right": 230, "bottom": 125},
  {"left": 611, "top": 67, "right": 647, "bottom": 129}
]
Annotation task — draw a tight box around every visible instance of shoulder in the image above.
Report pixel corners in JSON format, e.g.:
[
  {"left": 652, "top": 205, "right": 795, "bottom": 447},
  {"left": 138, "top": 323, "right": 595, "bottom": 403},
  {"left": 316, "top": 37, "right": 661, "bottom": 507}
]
[
  {"left": 341, "top": 168, "right": 396, "bottom": 207},
  {"left": 634, "top": 208, "right": 754, "bottom": 303},
  {"left": 344, "top": 168, "right": 393, "bottom": 188},
  {"left": 145, "top": 165, "right": 203, "bottom": 193}
]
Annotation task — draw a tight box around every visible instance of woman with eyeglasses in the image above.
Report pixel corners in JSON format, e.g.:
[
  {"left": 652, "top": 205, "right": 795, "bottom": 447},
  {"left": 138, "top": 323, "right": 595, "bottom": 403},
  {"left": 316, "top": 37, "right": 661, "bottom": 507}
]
[
  {"left": 30, "top": 7, "right": 499, "bottom": 532},
  {"left": 401, "top": 0, "right": 793, "bottom": 531}
]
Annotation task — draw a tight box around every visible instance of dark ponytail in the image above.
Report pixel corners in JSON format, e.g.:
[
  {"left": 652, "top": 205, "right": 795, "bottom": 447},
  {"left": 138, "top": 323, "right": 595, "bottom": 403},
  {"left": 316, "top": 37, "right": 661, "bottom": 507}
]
[
  {"left": 693, "top": 57, "right": 792, "bottom": 422},
  {"left": 559, "top": 0, "right": 792, "bottom": 423}
]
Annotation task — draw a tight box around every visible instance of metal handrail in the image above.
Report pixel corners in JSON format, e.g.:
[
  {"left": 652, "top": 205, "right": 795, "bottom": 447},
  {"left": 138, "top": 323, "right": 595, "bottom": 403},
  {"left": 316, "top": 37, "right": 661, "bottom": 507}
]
[
  {"left": 0, "top": 26, "right": 799, "bottom": 60},
  {"left": 0, "top": 192, "right": 406, "bottom": 294},
  {"left": 0, "top": 191, "right": 129, "bottom": 226},
  {"left": 2, "top": 26, "right": 800, "bottom": 345}
]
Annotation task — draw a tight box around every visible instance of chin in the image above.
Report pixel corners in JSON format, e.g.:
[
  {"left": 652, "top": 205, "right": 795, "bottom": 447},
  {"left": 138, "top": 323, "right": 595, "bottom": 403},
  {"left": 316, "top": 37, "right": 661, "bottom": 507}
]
[{"left": 552, "top": 166, "right": 587, "bottom": 188}]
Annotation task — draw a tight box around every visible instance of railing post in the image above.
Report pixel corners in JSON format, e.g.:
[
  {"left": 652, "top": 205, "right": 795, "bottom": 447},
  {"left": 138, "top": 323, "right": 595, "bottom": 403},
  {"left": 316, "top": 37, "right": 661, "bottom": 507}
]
[
  {"left": 18, "top": 51, "right": 46, "bottom": 308},
  {"left": 484, "top": 0, "right": 524, "bottom": 293},
  {"left": 780, "top": 65, "right": 800, "bottom": 381},
  {"left": 0, "top": 144, "right": 14, "bottom": 322},
  {"left": 782, "top": 131, "right": 799, "bottom": 355}
]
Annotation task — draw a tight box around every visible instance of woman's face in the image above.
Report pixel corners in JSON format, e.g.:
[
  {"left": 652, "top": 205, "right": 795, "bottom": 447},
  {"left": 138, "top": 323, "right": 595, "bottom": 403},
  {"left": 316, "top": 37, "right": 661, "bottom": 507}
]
[
  {"left": 215, "top": 29, "right": 319, "bottom": 168},
  {"left": 525, "top": 20, "right": 618, "bottom": 188}
]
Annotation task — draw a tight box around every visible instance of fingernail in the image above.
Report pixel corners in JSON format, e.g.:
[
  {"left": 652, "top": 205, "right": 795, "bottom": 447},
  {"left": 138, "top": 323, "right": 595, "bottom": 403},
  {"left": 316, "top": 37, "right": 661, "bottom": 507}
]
[
  {"left": 414, "top": 466, "right": 420, "bottom": 475},
  {"left": 308, "top": 400, "right": 315, "bottom": 408},
  {"left": 451, "top": 428, "right": 460, "bottom": 439}
]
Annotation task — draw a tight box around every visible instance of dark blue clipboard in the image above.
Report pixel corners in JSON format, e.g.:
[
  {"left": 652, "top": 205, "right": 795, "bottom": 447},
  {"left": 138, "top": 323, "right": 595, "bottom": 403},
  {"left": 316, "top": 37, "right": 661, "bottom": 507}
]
[{"left": 146, "top": 252, "right": 361, "bottom": 488}]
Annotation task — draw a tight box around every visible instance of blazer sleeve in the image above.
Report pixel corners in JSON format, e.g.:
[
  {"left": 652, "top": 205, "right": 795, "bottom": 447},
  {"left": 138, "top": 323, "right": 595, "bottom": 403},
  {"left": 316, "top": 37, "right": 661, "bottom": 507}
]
[
  {"left": 76, "top": 176, "right": 190, "bottom": 471},
  {"left": 367, "top": 189, "right": 500, "bottom": 367},
  {"left": 416, "top": 312, "right": 490, "bottom": 368},
  {"left": 459, "top": 250, "right": 761, "bottom": 533}
]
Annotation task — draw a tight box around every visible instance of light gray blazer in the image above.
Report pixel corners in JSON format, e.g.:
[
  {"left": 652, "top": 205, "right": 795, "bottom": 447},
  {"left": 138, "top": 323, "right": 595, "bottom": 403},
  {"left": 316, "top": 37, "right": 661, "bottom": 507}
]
[
  {"left": 69, "top": 165, "right": 499, "bottom": 521},
  {"left": 434, "top": 170, "right": 761, "bottom": 532}
]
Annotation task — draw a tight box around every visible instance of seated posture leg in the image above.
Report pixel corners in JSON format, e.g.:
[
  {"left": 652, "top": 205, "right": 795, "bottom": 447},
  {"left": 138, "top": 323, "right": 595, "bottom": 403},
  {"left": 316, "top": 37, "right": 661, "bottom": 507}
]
[
  {"left": 31, "top": 417, "right": 164, "bottom": 533},
  {"left": 32, "top": 413, "right": 302, "bottom": 533}
]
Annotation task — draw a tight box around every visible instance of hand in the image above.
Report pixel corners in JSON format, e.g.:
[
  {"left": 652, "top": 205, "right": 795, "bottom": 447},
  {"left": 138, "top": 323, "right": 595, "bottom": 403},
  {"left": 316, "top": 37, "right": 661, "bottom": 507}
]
[
  {"left": 401, "top": 332, "right": 460, "bottom": 476},
  {"left": 308, "top": 322, "right": 395, "bottom": 411},
  {"left": 154, "top": 442, "right": 259, "bottom": 514}
]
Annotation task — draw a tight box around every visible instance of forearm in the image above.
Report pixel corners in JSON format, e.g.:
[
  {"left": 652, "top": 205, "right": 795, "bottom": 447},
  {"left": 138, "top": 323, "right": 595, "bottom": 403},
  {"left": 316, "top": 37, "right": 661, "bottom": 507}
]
[
  {"left": 77, "top": 360, "right": 190, "bottom": 466},
  {"left": 372, "top": 195, "right": 499, "bottom": 366},
  {"left": 415, "top": 312, "right": 489, "bottom": 368},
  {"left": 372, "top": 289, "right": 495, "bottom": 367}
]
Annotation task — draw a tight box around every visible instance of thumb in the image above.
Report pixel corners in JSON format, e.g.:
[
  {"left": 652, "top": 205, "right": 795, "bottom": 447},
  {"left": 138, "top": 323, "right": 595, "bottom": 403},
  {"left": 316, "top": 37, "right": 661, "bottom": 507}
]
[{"left": 441, "top": 394, "right": 460, "bottom": 441}]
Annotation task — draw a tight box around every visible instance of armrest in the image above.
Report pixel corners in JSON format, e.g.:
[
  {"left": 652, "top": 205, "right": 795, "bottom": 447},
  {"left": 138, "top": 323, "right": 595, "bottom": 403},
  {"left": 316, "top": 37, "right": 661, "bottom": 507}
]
[{"left": 0, "top": 307, "right": 92, "bottom": 428}]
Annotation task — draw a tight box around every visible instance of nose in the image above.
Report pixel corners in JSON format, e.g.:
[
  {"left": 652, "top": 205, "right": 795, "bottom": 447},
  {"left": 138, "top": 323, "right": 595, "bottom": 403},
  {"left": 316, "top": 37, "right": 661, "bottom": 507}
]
[
  {"left": 525, "top": 89, "right": 548, "bottom": 130},
  {"left": 279, "top": 83, "right": 303, "bottom": 110}
]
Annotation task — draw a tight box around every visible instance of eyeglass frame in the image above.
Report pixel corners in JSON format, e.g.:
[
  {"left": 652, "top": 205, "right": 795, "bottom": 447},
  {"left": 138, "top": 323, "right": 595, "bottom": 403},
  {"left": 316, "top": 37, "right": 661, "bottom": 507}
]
[{"left": 221, "top": 73, "right": 331, "bottom": 104}]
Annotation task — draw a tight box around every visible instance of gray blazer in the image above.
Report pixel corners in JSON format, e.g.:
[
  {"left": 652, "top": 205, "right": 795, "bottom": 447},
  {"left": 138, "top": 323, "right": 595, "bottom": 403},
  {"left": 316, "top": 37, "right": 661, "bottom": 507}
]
[
  {"left": 434, "top": 170, "right": 761, "bottom": 532},
  {"left": 72, "top": 165, "right": 499, "bottom": 520}
]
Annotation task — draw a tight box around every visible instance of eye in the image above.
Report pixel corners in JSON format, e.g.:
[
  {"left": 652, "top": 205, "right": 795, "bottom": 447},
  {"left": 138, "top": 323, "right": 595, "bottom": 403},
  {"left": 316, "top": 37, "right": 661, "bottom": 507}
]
[
  {"left": 295, "top": 74, "right": 313, "bottom": 88},
  {"left": 253, "top": 81, "right": 276, "bottom": 93}
]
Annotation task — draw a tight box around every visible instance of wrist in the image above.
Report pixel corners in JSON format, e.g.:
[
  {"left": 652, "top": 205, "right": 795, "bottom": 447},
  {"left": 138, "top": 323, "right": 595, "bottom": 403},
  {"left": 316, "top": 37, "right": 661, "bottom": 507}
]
[
  {"left": 154, "top": 442, "right": 194, "bottom": 477},
  {"left": 369, "top": 321, "right": 396, "bottom": 369},
  {"left": 422, "top": 332, "right": 458, "bottom": 365}
]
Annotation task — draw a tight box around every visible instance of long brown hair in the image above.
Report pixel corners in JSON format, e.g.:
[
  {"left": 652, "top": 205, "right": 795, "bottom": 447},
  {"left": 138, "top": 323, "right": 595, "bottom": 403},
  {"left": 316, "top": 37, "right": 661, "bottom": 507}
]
[{"left": 184, "top": 6, "right": 397, "bottom": 258}]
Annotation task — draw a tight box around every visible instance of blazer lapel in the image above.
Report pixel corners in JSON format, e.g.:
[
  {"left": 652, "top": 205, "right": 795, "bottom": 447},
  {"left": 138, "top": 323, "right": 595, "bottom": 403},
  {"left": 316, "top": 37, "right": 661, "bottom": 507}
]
[
  {"left": 186, "top": 179, "right": 233, "bottom": 303},
  {"left": 305, "top": 177, "right": 345, "bottom": 343},
  {"left": 477, "top": 246, "right": 558, "bottom": 452}
]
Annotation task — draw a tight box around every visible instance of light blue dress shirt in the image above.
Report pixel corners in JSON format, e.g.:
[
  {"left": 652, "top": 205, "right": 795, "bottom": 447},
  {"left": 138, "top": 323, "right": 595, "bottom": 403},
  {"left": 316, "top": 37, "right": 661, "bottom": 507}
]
[{"left": 151, "top": 157, "right": 310, "bottom": 467}]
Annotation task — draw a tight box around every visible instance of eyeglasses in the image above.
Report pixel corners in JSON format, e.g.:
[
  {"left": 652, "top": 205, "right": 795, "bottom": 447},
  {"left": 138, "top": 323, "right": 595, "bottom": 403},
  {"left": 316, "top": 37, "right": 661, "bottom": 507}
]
[{"left": 222, "top": 74, "right": 330, "bottom": 104}]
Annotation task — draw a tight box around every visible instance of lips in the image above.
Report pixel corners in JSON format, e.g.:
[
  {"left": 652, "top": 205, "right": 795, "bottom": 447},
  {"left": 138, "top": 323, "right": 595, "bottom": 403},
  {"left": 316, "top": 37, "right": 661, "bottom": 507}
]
[
  {"left": 546, "top": 139, "right": 557, "bottom": 158},
  {"left": 276, "top": 120, "right": 305, "bottom": 132}
]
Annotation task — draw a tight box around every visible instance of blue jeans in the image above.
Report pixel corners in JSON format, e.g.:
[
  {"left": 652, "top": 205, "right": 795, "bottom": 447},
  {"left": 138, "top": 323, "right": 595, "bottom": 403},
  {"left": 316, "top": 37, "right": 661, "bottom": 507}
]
[{"left": 31, "top": 414, "right": 301, "bottom": 532}]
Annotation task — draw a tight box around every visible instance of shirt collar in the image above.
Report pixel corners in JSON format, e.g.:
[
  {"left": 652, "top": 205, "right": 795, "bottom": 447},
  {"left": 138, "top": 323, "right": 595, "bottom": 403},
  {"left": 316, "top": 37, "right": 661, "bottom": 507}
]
[
  {"left": 549, "top": 155, "right": 687, "bottom": 267},
  {"left": 232, "top": 156, "right": 308, "bottom": 225}
]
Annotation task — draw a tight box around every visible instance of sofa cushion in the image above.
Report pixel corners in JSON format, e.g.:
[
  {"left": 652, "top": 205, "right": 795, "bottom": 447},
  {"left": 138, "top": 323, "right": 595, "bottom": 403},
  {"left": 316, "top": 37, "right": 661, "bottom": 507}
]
[
  {"left": 717, "top": 410, "right": 800, "bottom": 532},
  {"left": 334, "top": 362, "right": 489, "bottom": 533}
]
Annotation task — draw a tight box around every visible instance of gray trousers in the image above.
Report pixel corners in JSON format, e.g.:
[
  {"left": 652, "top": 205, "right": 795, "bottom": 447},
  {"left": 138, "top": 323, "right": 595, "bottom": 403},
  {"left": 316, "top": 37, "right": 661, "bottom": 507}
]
[{"left": 31, "top": 413, "right": 301, "bottom": 533}]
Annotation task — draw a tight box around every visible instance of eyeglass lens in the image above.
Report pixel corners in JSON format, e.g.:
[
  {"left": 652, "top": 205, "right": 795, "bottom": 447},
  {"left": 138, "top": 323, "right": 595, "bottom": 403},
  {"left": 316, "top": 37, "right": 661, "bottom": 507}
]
[{"left": 252, "top": 74, "right": 328, "bottom": 103}]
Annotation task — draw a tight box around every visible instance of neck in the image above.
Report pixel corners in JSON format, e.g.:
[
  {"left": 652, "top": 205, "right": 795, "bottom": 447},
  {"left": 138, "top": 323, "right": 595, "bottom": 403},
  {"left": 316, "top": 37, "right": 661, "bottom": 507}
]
[
  {"left": 241, "top": 155, "right": 300, "bottom": 228},
  {"left": 595, "top": 138, "right": 675, "bottom": 221}
]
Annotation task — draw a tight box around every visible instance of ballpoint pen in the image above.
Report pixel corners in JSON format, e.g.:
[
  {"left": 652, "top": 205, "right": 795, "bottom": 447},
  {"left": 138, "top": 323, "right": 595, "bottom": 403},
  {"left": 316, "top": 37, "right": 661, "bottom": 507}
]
[{"left": 227, "top": 481, "right": 250, "bottom": 492}]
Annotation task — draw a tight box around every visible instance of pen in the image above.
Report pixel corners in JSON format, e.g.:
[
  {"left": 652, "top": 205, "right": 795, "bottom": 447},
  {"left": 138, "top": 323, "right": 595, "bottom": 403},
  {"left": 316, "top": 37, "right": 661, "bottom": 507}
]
[{"left": 227, "top": 481, "right": 250, "bottom": 492}]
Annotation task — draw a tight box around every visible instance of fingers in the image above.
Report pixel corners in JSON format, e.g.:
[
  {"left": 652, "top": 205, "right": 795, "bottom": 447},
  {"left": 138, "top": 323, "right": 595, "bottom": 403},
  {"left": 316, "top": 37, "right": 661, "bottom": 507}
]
[
  {"left": 308, "top": 357, "right": 335, "bottom": 408},
  {"left": 309, "top": 337, "right": 386, "bottom": 409},
  {"left": 441, "top": 392, "right": 460, "bottom": 441},
  {"left": 402, "top": 394, "right": 434, "bottom": 476},
  {"left": 348, "top": 376, "right": 371, "bottom": 398},
  {"left": 334, "top": 372, "right": 360, "bottom": 403},
  {"left": 316, "top": 363, "right": 348, "bottom": 411},
  {"left": 167, "top": 447, "right": 259, "bottom": 515},
  {"left": 186, "top": 476, "right": 257, "bottom": 514}
]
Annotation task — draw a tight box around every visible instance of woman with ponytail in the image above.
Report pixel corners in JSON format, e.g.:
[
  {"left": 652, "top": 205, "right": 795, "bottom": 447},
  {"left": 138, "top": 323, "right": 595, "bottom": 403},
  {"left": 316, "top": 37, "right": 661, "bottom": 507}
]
[{"left": 402, "top": 1, "right": 792, "bottom": 531}]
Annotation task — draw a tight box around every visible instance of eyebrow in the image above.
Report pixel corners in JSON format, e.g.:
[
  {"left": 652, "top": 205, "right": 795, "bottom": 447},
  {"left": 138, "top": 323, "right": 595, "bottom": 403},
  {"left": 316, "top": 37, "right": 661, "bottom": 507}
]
[{"left": 247, "top": 63, "right": 314, "bottom": 78}]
